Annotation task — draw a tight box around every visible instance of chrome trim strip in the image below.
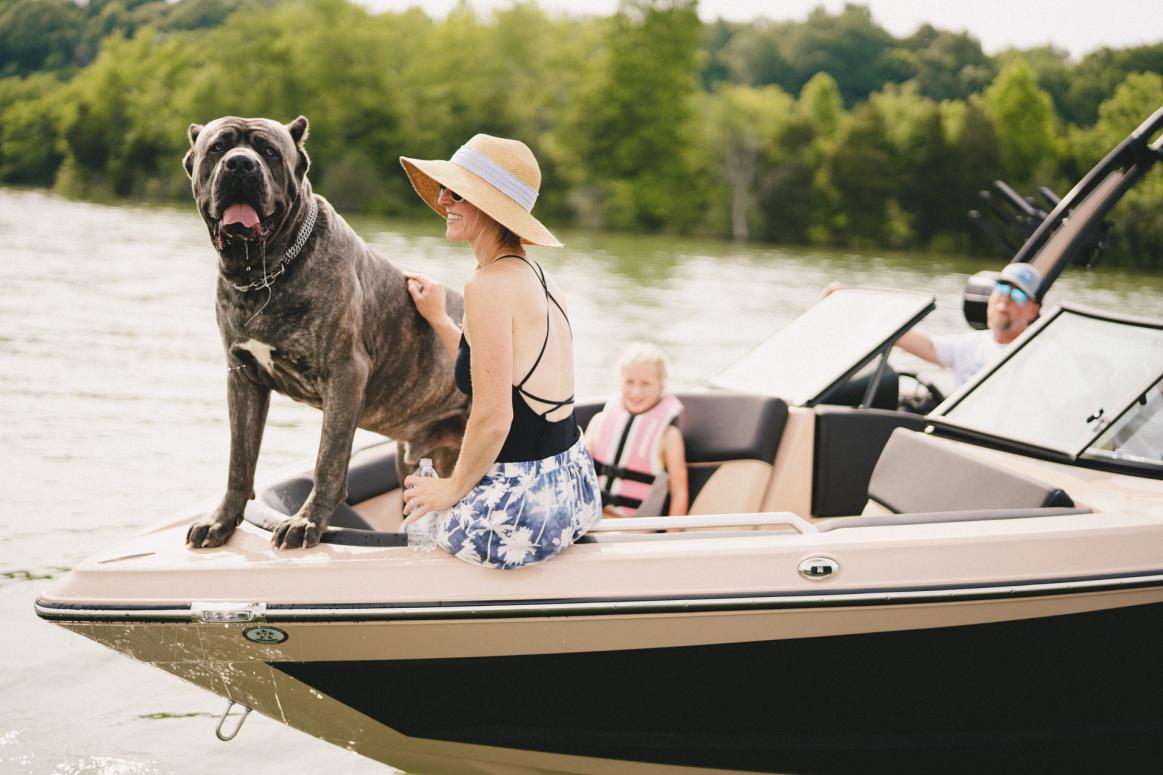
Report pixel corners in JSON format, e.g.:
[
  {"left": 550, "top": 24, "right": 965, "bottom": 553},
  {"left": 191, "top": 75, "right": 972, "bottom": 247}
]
[
  {"left": 35, "top": 605, "right": 194, "bottom": 620},
  {"left": 34, "top": 571, "right": 1163, "bottom": 622}
]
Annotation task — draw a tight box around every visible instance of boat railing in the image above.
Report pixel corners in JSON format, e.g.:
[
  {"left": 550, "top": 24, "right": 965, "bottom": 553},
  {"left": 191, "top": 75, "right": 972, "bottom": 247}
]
[{"left": 589, "top": 512, "right": 818, "bottom": 535}]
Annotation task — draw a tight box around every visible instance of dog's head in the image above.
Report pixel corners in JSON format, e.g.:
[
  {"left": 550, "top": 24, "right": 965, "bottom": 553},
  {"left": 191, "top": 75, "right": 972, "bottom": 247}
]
[{"left": 183, "top": 116, "right": 311, "bottom": 252}]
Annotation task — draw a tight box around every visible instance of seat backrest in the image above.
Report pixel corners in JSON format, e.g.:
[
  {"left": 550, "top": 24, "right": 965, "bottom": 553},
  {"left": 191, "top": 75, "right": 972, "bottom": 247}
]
[
  {"left": 812, "top": 406, "right": 925, "bottom": 517},
  {"left": 676, "top": 392, "right": 788, "bottom": 515},
  {"left": 867, "top": 428, "right": 1074, "bottom": 514}
]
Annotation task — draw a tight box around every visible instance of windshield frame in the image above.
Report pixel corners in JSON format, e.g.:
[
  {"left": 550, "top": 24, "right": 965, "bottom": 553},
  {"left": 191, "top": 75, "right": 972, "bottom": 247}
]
[
  {"left": 711, "top": 287, "right": 935, "bottom": 406},
  {"left": 1079, "top": 370, "right": 1163, "bottom": 465},
  {"left": 927, "top": 303, "right": 1163, "bottom": 467}
]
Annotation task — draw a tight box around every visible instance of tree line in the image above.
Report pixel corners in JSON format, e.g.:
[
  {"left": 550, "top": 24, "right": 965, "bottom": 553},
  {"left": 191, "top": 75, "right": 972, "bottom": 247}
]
[{"left": 2, "top": 0, "right": 1162, "bottom": 264}]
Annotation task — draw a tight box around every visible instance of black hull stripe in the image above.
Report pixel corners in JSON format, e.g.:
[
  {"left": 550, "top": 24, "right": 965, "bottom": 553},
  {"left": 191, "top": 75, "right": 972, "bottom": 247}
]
[
  {"left": 33, "top": 570, "right": 1163, "bottom": 622},
  {"left": 272, "top": 601, "right": 1163, "bottom": 773}
]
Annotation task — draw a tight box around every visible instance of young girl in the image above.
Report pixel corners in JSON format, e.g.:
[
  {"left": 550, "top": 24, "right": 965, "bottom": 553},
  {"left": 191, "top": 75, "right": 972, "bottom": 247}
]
[{"left": 585, "top": 343, "right": 688, "bottom": 517}]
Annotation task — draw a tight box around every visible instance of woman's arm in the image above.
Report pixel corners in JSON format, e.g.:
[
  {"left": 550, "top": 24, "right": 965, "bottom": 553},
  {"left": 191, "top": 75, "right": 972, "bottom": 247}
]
[
  {"left": 447, "top": 271, "right": 513, "bottom": 494},
  {"left": 662, "top": 425, "right": 689, "bottom": 516},
  {"left": 403, "top": 271, "right": 513, "bottom": 522},
  {"left": 404, "top": 272, "right": 460, "bottom": 360}
]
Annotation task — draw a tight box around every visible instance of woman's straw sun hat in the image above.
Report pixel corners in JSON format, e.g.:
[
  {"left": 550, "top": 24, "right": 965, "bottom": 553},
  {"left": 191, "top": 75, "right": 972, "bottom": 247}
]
[{"left": 400, "top": 134, "right": 562, "bottom": 248}]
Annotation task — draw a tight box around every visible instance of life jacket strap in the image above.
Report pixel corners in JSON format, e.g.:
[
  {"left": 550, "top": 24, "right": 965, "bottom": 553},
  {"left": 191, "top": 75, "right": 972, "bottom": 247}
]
[
  {"left": 594, "top": 461, "right": 655, "bottom": 486},
  {"left": 601, "top": 492, "right": 643, "bottom": 510}
]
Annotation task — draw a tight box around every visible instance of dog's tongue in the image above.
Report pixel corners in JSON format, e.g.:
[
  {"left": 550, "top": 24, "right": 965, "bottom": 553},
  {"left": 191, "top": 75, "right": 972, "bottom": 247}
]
[{"left": 222, "top": 203, "right": 260, "bottom": 228}]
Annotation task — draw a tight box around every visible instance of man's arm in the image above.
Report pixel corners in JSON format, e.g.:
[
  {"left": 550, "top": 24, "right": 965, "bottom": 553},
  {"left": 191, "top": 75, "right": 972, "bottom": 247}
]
[{"left": 895, "top": 330, "right": 940, "bottom": 364}]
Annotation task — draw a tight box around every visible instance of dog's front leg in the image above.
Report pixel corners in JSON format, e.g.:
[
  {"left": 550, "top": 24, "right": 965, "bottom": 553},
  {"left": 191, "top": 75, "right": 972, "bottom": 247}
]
[
  {"left": 187, "top": 372, "right": 271, "bottom": 548},
  {"left": 271, "top": 357, "right": 369, "bottom": 549}
]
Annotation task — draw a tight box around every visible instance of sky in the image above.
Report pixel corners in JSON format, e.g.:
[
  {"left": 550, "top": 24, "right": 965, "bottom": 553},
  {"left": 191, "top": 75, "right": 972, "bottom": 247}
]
[{"left": 356, "top": 0, "right": 1163, "bottom": 60}]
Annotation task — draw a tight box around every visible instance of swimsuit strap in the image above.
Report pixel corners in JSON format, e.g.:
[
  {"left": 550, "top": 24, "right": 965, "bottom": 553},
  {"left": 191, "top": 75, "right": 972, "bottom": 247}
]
[
  {"left": 499, "top": 255, "right": 575, "bottom": 417},
  {"left": 517, "top": 386, "right": 576, "bottom": 418}
]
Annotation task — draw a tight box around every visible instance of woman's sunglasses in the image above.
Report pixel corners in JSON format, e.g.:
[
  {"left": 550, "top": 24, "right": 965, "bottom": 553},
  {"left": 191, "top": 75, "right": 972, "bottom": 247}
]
[
  {"left": 439, "top": 186, "right": 464, "bottom": 203},
  {"left": 995, "top": 282, "right": 1030, "bottom": 305}
]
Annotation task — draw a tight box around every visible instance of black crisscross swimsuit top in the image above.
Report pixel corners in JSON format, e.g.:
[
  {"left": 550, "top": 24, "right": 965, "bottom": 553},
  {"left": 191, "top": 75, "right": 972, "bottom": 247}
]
[{"left": 455, "top": 256, "right": 579, "bottom": 463}]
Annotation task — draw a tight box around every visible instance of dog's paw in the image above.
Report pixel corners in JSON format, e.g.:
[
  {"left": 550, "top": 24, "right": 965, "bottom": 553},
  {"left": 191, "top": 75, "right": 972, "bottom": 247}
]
[
  {"left": 186, "top": 516, "right": 238, "bottom": 549},
  {"left": 271, "top": 517, "right": 323, "bottom": 550}
]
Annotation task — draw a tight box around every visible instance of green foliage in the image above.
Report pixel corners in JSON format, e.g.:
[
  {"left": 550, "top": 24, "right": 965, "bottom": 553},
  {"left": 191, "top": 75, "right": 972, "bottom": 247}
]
[
  {"left": 1106, "top": 172, "right": 1163, "bottom": 267},
  {"left": 1060, "top": 44, "right": 1163, "bottom": 125},
  {"left": 716, "top": 5, "right": 908, "bottom": 106},
  {"left": 0, "top": 0, "right": 253, "bottom": 76},
  {"left": 1081, "top": 72, "right": 1163, "bottom": 160},
  {"left": 996, "top": 46, "right": 1072, "bottom": 121},
  {"left": 0, "top": 73, "right": 66, "bottom": 183},
  {"left": 825, "top": 103, "right": 904, "bottom": 246},
  {"left": 798, "top": 72, "right": 844, "bottom": 140},
  {"left": 0, "top": 0, "right": 1160, "bottom": 262},
  {"left": 703, "top": 84, "right": 794, "bottom": 239},
  {"left": 0, "top": 0, "right": 82, "bottom": 76},
  {"left": 572, "top": 0, "right": 705, "bottom": 230},
  {"left": 939, "top": 97, "right": 1005, "bottom": 252},
  {"left": 984, "top": 58, "right": 1062, "bottom": 185},
  {"left": 57, "top": 29, "right": 195, "bottom": 197},
  {"left": 897, "top": 24, "right": 994, "bottom": 101}
]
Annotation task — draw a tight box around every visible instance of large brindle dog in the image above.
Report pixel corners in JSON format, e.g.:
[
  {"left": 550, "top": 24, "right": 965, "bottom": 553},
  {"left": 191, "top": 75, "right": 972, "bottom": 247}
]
[{"left": 183, "top": 115, "right": 468, "bottom": 549}]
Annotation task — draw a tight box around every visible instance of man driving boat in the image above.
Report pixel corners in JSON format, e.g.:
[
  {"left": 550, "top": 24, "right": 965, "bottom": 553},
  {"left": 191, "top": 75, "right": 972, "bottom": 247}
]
[{"left": 896, "top": 262, "right": 1044, "bottom": 388}]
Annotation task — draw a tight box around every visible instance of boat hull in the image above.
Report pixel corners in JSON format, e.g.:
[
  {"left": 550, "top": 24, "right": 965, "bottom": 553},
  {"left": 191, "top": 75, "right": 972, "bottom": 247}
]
[{"left": 46, "top": 584, "right": 1163, "bottom": 774}]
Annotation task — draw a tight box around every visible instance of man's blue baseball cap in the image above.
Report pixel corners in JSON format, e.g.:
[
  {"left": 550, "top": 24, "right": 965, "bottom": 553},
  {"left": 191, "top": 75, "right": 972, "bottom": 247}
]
[{"left": 998, "top": 262, "right": 1043, "bottom": 302}]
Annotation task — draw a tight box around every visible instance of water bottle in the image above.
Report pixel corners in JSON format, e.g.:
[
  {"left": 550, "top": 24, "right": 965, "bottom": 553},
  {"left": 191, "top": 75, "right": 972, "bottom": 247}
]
[{"left": 407, "top": 458, "right": 439, "bottom": 551}]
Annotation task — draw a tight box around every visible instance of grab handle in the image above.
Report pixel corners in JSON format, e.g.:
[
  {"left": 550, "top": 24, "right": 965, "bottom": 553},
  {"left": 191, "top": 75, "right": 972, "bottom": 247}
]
[{"left": 590, "top": 512, "right": 817, "bottom": 534}]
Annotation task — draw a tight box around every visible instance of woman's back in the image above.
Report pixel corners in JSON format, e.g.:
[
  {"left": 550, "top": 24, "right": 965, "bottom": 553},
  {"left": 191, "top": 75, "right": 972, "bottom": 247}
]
[{"left": 472, "top": 256, "right": 575, "bottom": 422}]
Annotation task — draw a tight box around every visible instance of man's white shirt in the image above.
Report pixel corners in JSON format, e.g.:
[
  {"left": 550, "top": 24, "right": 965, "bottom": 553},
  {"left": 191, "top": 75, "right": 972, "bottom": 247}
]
[{"left": 931, "top": 330, "right": 1009, "bottom": 388}]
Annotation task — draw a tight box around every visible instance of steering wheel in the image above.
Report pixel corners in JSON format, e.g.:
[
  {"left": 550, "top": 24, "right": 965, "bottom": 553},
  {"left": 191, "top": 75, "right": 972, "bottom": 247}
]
[{"left": 897, "top": 371, "right": 946, "bottom": 414}]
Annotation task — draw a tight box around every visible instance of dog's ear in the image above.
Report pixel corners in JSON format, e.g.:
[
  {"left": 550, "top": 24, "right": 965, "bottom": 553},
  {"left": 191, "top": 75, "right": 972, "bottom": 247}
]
[
  {"left": 286, "top": 115, "right": 310, "bottom": 177},
  {"left": 183, "top": 123, "right": 203, "bottom": 178},
  {"left": 286, "top": 115, "right": 308, "bottom": 144}
]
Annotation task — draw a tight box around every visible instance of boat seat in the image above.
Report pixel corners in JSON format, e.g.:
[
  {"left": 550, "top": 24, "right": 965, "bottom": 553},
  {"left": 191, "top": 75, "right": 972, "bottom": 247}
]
[
  {"left": 346, "top": 442, "right": 400, "bottom": 503},
  {"left": 866, "top": 428, "right": 1074, "bottom": 514},
  {"left": 576, "top": 392, "right": 788, "bottom": 516},
  {"left": 812, "top": 406, "right": 925, "bottom": 517},
  {"left": 678, "top": 392, "right": 788, "bottom": 515},
  {"left": 262, "top": 474, "right": 378, "bottom": 531}
]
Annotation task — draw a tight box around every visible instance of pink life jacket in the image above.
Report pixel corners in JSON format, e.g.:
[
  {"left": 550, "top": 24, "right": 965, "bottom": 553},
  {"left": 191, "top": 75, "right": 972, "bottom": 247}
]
[{"left": 589, "top": 394, "right": 684, "bottom": 516}]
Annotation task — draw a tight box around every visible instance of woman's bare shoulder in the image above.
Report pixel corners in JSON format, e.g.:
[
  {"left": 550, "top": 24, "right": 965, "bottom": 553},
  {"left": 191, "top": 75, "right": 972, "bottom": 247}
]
[{"left": 464, "top": 262, "right": 517, "bottom": 302}]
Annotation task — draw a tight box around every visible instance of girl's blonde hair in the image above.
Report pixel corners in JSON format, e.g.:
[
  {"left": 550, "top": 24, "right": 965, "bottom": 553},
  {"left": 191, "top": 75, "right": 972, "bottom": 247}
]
[{"left": 617, "top": 342, "right": 669, "bottom": 386}]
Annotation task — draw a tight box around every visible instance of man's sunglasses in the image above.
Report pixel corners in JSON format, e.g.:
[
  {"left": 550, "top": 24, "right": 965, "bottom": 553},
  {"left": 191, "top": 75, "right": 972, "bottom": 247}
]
[
  {"left": 439, "top": 186, "right": 464, "bottom": 203},
  {"left": 995, "top": 282, "right": 1030, "bottom": 305}
]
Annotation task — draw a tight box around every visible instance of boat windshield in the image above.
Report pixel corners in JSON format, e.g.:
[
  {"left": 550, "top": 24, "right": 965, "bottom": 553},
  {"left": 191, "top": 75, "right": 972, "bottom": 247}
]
[
  {"left": 711, "top": 288, "right": 934, "bottom": 405},
  {"left": 932, "top": 306, "right": 1163, "bottom": 459},
  {"left": 1083, "top": 374, "right": 1163, "bottom": 467}
]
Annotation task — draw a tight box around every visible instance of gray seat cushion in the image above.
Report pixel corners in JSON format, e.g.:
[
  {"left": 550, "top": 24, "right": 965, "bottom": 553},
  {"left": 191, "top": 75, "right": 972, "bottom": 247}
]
[{"left": 868, "top": 428, "right": 1074, "bottom": 514}]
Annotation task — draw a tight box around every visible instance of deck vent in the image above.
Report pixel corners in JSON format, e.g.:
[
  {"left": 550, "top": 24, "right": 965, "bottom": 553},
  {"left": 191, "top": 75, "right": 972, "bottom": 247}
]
[{"left": 798, "top": 557, "right": 839, "bottom": 580}]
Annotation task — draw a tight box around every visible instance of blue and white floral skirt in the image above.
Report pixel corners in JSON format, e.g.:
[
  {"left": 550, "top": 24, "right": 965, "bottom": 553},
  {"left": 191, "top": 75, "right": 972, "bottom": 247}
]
[{"left": 435, "top": 434, "right": 602, "bottom": 570}]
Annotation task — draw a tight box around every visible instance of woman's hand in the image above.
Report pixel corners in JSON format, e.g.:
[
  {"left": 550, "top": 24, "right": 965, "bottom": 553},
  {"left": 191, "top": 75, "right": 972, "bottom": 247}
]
[
  {"left": 403, "top": 271, "right": 447, "bottom": 325},
  {"left": 401, "top": 472, "right": 461, "bottom": 525}
]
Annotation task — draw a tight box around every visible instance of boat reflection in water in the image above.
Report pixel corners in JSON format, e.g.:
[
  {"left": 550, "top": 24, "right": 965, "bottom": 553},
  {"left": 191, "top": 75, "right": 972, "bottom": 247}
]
[{"left": 36, "top": 108, "right": 1163, "bottom": 773}]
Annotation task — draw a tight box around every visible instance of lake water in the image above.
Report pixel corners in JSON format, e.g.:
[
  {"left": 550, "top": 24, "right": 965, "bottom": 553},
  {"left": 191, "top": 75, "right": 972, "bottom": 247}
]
[{"left": 1, "top": 186, "right": 1160, "bottom": 773}]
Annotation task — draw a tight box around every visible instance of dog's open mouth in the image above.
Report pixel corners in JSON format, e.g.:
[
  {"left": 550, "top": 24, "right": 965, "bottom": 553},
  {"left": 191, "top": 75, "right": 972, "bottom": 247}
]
[{"left": 213, "top": 202, "right": 280, "bottom": 249}]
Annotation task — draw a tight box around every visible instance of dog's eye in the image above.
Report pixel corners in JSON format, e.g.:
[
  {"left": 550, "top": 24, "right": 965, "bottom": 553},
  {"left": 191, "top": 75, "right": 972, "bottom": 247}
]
[
  {"left": 210, "top": 142, "right": 225, "bottom": 154},
  {"left": 264, "top": 147, "right": 279, "bottom": 159}
]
